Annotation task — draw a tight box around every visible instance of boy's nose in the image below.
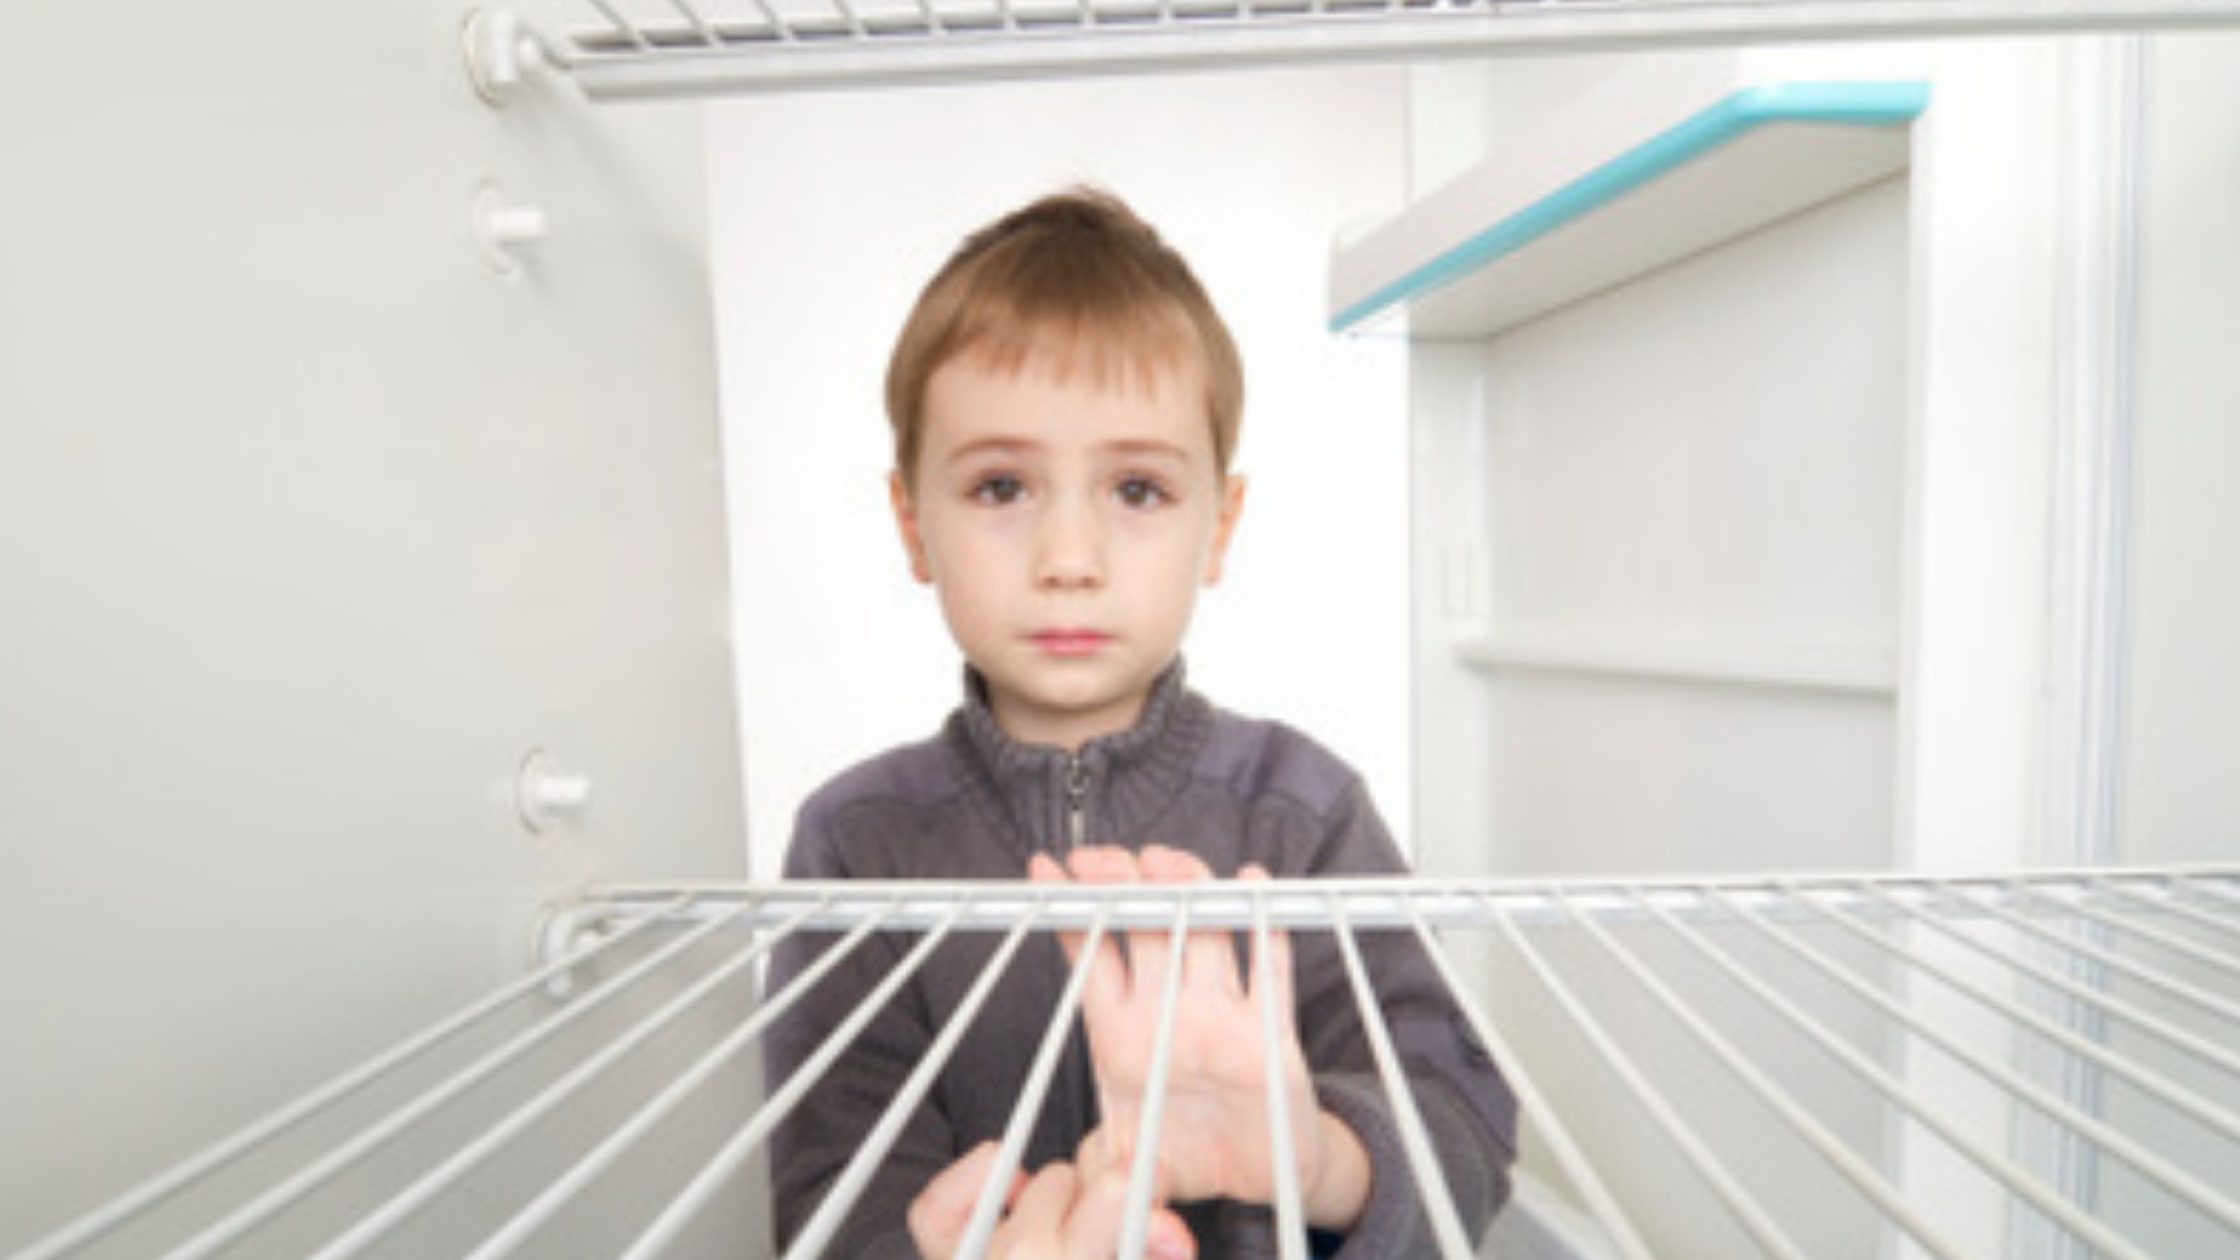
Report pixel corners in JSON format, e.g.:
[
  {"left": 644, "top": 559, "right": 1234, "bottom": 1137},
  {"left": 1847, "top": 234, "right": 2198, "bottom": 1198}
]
[{"left": 1033, "top": 500, "right": 1104, "bottom": 590}]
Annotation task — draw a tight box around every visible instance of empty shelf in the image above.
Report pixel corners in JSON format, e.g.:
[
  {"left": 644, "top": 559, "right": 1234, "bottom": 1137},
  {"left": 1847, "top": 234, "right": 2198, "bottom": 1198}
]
[
  {"left": 13, "top": 865, "right": 2238, "bottom": 1259},
  {"left": 510, "top": 1, "right": 2240, "bottom": 99},
  {"left": 1328, "top": 79, "right": 1926, "bottom": 337}
]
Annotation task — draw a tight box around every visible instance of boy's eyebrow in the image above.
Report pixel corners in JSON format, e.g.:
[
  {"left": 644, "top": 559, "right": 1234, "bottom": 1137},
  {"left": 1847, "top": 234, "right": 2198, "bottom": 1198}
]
[
  {"left": 939, "top": 437, "right": 1041, "bottom": 464},
  {"left": 1097, "top": 438, "right": 1194, "bottom": 464}
]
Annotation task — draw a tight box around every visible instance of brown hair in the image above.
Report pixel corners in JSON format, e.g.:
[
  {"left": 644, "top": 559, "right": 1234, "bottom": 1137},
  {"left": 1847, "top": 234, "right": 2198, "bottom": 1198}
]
[{"left": 884, "top": 187, "right": 1244, "bottom": 483}]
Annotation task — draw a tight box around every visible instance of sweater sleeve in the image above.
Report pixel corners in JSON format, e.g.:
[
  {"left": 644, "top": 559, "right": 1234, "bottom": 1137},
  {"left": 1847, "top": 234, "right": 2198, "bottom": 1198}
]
[
  {"left": 761, "top": 801, "right": 949, "bottom": 1260},
  {"left": 1264, "top": 775, "right": 1518, "bottom": 1258}
]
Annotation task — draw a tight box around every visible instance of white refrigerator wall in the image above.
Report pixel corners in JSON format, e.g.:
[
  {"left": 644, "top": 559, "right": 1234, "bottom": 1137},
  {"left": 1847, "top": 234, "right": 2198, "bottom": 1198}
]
[
  {"left": 2123, "top": 32, "right": 2240, "bottom": 866},
  {"left": 707, "top": 68, "right": 1414, "bottom": 878},
  {"left": 0, "top": 1, "right": 747, "bottom": 1246}
]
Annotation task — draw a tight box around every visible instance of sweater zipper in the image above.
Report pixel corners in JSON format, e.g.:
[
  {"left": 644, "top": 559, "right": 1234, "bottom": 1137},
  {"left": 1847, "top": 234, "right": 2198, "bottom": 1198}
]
[{"left": 1063, "top": 754, "right": 1090, "bottom": 851}]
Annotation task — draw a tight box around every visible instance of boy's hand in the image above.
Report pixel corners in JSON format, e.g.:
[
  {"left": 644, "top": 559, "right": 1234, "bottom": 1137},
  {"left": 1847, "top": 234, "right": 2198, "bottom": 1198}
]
[
  {"left": 907, "top": 1139, "right": 1197, "bottom": 1260},
  {"left": 1029, "top": 846, "right": 1369, "bottom": 1231}
]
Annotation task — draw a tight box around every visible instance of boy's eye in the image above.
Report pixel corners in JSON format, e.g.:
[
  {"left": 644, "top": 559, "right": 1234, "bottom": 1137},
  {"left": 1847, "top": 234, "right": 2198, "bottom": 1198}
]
[
  {"left": 971, "top": 474, "right": 1025, "bottom": 505},
  {"left": 1115, "top": 477, "right": 1169, "bottom": 509}
]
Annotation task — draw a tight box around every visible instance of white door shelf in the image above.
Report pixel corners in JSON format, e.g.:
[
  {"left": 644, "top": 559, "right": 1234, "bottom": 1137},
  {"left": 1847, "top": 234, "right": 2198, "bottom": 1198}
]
[
  {"left": 1456, "top": 628, "right": 1901, "bottom": 696},
  {"left": 1328, "top": 80, "right": 1928, "bottom": 337}
]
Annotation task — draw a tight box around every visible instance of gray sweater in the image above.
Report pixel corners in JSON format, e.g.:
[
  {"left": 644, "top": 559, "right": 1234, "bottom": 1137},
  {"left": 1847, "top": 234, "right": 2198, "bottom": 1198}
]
[{"left": 764, "top": 663, "right": 1516, "bottom": 1257}]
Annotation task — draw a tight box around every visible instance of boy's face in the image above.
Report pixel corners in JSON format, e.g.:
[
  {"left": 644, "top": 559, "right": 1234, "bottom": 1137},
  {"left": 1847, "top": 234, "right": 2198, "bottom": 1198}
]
[{"left": 892, "top": 349, "right": 1245, "bottom": 751}]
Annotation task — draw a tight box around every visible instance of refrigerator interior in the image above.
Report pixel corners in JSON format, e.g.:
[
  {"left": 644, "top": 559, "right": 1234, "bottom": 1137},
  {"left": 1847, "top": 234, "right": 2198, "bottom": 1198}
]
[{"left": 5, "top": 2, "right": 2238, "bottom": 1258}]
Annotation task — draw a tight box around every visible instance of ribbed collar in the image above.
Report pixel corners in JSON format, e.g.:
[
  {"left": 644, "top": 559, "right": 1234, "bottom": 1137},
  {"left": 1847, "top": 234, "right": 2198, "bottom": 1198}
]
[{"left": 942, "top": 657, "right": 1214, "bottom": 860}]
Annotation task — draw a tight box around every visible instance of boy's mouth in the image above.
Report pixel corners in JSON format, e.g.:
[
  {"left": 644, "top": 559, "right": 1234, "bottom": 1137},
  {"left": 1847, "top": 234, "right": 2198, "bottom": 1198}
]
[{"left": 1029, "top": 629, "right": 1111, "bottom": 656}]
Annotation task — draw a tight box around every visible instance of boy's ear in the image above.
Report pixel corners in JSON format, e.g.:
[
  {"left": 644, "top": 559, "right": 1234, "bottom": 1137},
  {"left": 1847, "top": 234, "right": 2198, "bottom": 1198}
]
[
  {"left": 889, "top": 470, "right": 934, "bottom": 583},
  {"left": 1201, "top": 474, "right": 1248, "bottom": 586}
]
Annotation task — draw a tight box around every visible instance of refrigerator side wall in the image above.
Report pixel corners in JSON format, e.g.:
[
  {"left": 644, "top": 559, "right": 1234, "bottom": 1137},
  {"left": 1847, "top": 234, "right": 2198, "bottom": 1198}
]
[{"left": 0, "top": 1, "right": 746, "bottom": 1244}]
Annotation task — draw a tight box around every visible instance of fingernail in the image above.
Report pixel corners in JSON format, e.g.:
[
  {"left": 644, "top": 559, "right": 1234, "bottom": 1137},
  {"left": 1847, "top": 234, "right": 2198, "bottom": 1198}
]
[{"left": 1150, "top": 1238, "right": 1192, "bottom": 1260}]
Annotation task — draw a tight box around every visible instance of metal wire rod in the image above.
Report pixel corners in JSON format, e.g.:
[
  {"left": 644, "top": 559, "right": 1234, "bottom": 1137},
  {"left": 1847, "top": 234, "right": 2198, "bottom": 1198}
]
[
  {"left": 1117, "top": 893, "right": 1194, "bottom": 1260},
  {"left": 747, "top": 0, "right": 798, "bottom": 41},
  {"left": 2190, "top": 877, "right": 2240, "bottom": 914},
  {"left": 464, "top": 893, "right": 873, "bottom": 1260},
  {"left": 617, "top": 897, "right": 963, "bottom": 1260},
  {"left": 157, "top": 897, "right": 740, "bottom": 1260},
  {"left": 5, "top": 897, "right": 681, "bottom": 1260},
  {"left": 2113, "top": 878, "right": 2240, "bottom": 946},
  {"left": 665, "top": 0, "right": 722, "bottom": 44},
  {"left": 1799, "top": 883, "right": 2240, "bottom": 1151},
  {"left": 2024, "top": 879, "right": 2240, "bottom": 983},
  {"left": 830, "top": 0, "right": 871, "bottom": 39},
  {"left": 1617, "top": 888, "right": 2155, "bottom": 1260},
  {"left": 1700, "top": 887, "right": 2240, "bottom": 1237},
  {"left": 783, "top": 903, "right": 1042, "bottom": 1260},
  {"left": 1482, "top": 892, "right": 1814, "bottom": 1260},
  {"left": 1858, "top": 881, "right": 2240, "bottom": 1077},
  {"left": 1962, "top": 879, "right": 2240, "bottom": 1025},
  {"left": 308, "top": 893, "right": 787, "bottom": 1260},
  {"left": 1253, "top": 889, "right": 1309, "bottom": 1260},
  {"left": 586, "top": 0, "right": 654, "bottom": 48},
  {"left": 1401, "top": 897, "right": 1657, "bottom": 1260},
  {"left": 1329, "top": 894, "right": 1476, "bottom": 1258},
  {"left": 955, "top": 905, "right": 1115, "bottom": 1260},
  {"left": 1563, "top": 889, "right": 1935, "bottom": 1260}
]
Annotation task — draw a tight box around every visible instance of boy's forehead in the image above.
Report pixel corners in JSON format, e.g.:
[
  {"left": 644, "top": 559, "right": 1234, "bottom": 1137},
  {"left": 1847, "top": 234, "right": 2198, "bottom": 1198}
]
[{"left": 924, "top": 347, "right": 1216, "bottom": 455}]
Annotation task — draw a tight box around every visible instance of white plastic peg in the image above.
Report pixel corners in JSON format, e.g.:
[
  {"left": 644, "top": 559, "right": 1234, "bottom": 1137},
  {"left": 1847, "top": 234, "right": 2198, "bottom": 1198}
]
[
  {"left": 474, "top": 185, "right": 548, "bottom": 279},
  {"left": 516, "top": 749, "right": 593, "bottom": 833}
]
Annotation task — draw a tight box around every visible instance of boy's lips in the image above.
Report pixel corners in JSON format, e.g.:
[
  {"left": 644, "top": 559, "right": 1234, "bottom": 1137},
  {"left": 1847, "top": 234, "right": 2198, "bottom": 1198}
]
[{"left": 1029, "top": 629, "right": 1111, "bottom": 656}]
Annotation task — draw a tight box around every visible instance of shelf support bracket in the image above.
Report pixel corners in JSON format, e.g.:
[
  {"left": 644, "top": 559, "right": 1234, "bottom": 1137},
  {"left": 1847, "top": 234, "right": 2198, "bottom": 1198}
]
[{"left": 462, "top": 8, "right": 551, "bottom": 107}]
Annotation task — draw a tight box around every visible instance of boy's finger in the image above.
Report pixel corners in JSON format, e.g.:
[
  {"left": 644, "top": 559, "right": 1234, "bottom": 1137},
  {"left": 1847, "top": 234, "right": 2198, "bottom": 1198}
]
[
  {"left": 1029, "top": 851, "right": 1088, "bottom": 971},
  {"left": 1007, "top": 1161, "right": 1080, "bottom": 1247},
  {"left": 1055, "top": 848, "right": 1137, "bottom": 1025},
  {"left": 1238, "top": 863, "right": 1298, "bottom": 1024},
  {"left": 1065, "top": 1161, "right": 1197, "bottom": 1260},
  {"left": 907, "top": 1140, "right": 1003, "bottom": 1259},
  {"left": 1072, "top": 847, "right": 1167, "bottom": 1002},
  {"left": 1143, "top": 845, "right": 1240, "bottom": 1001}
]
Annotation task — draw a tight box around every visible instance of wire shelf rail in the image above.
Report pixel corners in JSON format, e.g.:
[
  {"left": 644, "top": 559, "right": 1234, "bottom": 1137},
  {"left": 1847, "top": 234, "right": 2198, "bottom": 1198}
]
[
  {"left": 475, "top": 0, "right": 2240, "bottom": 98},
  {"left": 13, "top": 864, "right": 2237, "bottom": 1259}
]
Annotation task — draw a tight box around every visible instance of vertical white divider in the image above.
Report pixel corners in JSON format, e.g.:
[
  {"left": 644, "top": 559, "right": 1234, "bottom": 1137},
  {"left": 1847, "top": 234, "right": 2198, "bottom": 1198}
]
[
  {"left": 783, "top": 900, "right": 1044, "bottom": 1260},
  {"left": 1403, "top": 899, "right": 1659, "bottom": 1260},
  {"left": 619, "top": 897, "right": 961, "bottom": 1260},
  {"left": 1325, "top": 893, "right": 1474, "bottom": 1259}
]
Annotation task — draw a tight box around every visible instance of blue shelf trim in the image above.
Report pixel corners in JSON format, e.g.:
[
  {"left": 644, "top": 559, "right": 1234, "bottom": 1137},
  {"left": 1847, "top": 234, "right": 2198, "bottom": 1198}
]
[{"left": 1330, "top": 80, "right": 1932, "bottom": 334}]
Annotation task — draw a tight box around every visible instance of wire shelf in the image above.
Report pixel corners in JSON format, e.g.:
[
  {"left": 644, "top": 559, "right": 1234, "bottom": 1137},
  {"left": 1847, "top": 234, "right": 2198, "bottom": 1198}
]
[
  {"left": 14, "top": 864, "right": 2237, "bottom": 1259},
  {"left": 499, "top": 0, "right": 2240, "bottom": 98}
]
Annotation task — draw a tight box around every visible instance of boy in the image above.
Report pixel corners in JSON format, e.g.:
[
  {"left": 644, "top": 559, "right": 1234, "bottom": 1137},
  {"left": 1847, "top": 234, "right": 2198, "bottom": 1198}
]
[{"left": 764, "top": 188, "right": 1515, "bottom": 1258}]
